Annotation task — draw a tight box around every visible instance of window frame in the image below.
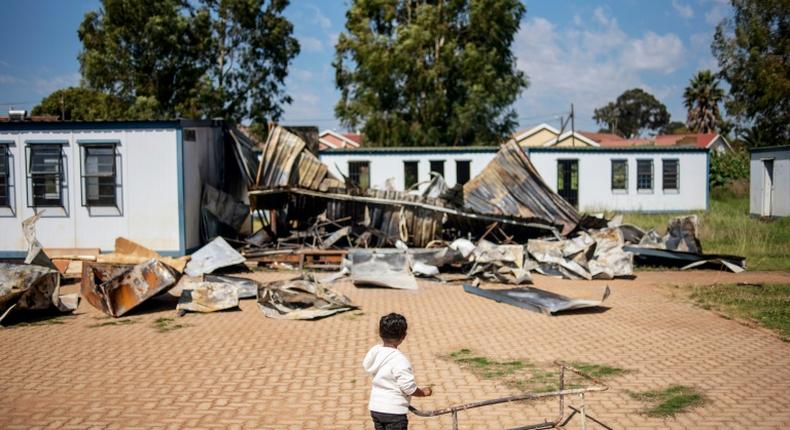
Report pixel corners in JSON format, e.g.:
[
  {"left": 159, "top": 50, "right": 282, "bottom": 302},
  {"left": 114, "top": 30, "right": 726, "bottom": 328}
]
[
  {"left": 455, "top": 160, "right": 471, "bottom": 185},
  {"left": 80, "top": 143, "right": 119, "bottom": 207},
  {"left": 610, "top": 159, "right": 628, "bottom": 192},
  {"left": 403, "top": 160, "right": 419, "bottom": 189},
  {"left": 662, "top": 158, "right": 679, "bottom": 192},
  {"left": 347, "top": 160, "right": 370, "bottom": 189},
  {"left": 26, "top": 143, "right": 65, "bottom": 208},
  {"left": 636, "top": 159, "right": 654, "bottom": 193},
  {"left": 0, "top": 144, "right": 10, "bottom": 208}
]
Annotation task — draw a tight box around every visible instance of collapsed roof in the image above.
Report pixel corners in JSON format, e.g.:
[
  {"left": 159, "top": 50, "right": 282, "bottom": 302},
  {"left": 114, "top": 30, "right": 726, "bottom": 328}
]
[{"left": 247, "top": 126, "right": 583, "bottom": 247}]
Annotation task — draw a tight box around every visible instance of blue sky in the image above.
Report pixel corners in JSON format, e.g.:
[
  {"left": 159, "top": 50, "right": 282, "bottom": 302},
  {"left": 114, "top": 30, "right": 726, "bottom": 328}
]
[{"left": 0, "top": 0, "right": 731, "bottom": 133}]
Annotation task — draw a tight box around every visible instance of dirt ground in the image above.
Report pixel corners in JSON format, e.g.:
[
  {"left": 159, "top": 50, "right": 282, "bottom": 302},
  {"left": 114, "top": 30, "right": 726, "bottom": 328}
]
[{"left": 2, "top": 269, "right": 789, "bottom": 430}]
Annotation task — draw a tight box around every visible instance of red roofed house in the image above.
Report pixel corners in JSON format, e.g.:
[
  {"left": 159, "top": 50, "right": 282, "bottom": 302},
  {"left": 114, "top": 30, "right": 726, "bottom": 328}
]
[
  {"left": 578, "top": 131, "right": 731, "bottom": 153},
  {"left": 319, "top": 130, "right": 363, "bottom": 150}
]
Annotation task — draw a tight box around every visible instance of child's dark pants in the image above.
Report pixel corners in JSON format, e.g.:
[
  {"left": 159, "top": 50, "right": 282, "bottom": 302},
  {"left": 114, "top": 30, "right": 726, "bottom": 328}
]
[{"left": 370, "top": 411, "right": 408, "bottom": 430}]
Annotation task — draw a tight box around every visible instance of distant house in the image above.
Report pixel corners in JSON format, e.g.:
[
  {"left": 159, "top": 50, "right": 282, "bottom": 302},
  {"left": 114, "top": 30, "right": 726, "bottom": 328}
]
[
  {"left": 0, "top": 118, "right": 244, "bottom": 257},
  {"left": 511, "top": 122, "right": 731, "bottom": 153},
  {"left": 749, "top": 145, "right": 790, "bottom": 217},
  {"left": 318, "top": 130, "right": 363, "bottom": 150}
]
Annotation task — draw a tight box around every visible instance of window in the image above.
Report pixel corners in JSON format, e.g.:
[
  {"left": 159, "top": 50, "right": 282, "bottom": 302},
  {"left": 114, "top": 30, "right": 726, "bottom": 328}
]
[
  {"left": 27, "top": 145, "right": 64, "bottom": 207},
  {"left": 611, "top": 159, "right": 627, "bottom": 191},
  {"left": 637, "top": 159, "right": 653, "bottom": 191},
  {"left": 456, "top": 160, "right": 471, "bottom": 185},
  {"left": 0, "top": 145, "right": 9, "bottom": 207},
  {"left": 557, "top": 160, "right": 579, "bottom": 207},
  {"left": 184, "top": 129, "right": 197, "bottom": 142},
  {"left": 429, "top": 160, "right": 445, "bottom": 178},
  {"left": 662, "top": 159, "right": 679, "bottom": 191},
  {"left": 404, "top": 161, "right": 419, "bottom": 189},
  {"left": 348, "top": 161, "right": 370, "bottom": 188},
  {"left": 81, "top": 145, "right": 118, "bottom": 206}
]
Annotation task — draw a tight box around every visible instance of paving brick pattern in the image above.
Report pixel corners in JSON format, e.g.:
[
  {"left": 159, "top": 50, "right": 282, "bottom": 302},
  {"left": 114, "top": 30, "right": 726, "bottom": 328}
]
[{"left": 2, "top": 270, "right": 789, "bottom": 429}]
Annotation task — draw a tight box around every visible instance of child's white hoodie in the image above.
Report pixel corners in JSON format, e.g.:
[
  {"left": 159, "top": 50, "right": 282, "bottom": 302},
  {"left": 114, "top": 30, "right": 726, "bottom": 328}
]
[{"left": 363, "top": 345, "right": 418, "bottom": 414}]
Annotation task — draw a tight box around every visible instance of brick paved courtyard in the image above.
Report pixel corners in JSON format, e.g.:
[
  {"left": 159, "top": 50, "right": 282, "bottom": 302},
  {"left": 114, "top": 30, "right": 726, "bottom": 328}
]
[{"left": 2, "top": 270, "right": 789, "bottom": 429}]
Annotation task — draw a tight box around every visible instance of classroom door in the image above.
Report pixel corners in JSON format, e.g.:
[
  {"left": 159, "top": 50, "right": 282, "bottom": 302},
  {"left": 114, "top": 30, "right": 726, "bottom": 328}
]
[
  {"left": 557, "top": 160, "right": 578, "bottom": 208},
  {"left": 762, "top": 159, "right": 774, "bottom": 216}
]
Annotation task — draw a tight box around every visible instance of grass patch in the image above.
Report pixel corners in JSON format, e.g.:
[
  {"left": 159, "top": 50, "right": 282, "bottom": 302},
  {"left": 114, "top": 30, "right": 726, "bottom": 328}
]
[
  {"left": 88, "top": 318, "right": 138, "bottom": 328},
  {"left": 620, "top": 196, "right": 790, "bottom": 271},
  {"left": 443, "top": 349, "right": 628, "bottom": 393},
  {"left": 3, "top": 316, "right": 68, "bottom": 328},
  {"left": 688, "top": 283, "right": 790, "bottom": 341},
  {"left": 629, "top": 385, "right": 705, "bottom": 417},
  {"left": 151, "top": 317, "right": 188, "bottom": 333}
]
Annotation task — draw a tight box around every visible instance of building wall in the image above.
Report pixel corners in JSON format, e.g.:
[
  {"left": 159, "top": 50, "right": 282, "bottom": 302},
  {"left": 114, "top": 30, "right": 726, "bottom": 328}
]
[
  {"left": 0, "top": 128, "right": 182, "bottom": 256},
  {"left": 526, "top": 149, "right": 709, "bottom": 212},
  {"left": 750, "top": 148, "right": 790, "bottom": 217},
  {"left": 319, "top": 150, "right": 497, "bottom": 190},
  {"left": 518, "top": 129, "right": 557, "bottom": 147},
  {"left": 553, "top": 135, "right": 595, "bottom": 148}
]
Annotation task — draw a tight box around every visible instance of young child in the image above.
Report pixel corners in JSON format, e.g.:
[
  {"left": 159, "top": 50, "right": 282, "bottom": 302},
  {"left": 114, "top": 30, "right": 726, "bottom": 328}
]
[{"left": 363, "top": 313, "right": 432, "bottom": 430}]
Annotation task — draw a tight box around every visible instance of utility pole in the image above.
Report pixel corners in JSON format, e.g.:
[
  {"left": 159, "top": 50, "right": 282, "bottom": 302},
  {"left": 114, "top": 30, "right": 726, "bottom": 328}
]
[{"left": 570, "top": 103, "right": 575, "bottom": 146}]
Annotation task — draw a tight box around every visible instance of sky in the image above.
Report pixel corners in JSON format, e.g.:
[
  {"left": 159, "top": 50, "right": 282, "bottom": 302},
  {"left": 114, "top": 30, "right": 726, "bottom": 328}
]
[{"left": 0, "top": 0, "right": 732, "bottom": 133}]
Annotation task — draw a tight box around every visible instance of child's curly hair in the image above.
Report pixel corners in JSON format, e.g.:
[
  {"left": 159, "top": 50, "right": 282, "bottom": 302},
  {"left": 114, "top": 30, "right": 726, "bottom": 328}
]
[{"left": 379, "top": 313, "right": 407, "bottom": 341}]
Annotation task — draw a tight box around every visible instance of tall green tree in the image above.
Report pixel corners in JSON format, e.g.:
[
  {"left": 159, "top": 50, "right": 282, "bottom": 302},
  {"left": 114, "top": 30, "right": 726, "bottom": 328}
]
[
  {"left": 77, "top": 0, "right": 299, "bottom": 130},
  {"left": 593, "top": 88, "right": 670, "bottom": 138},
  {"left": 334, "top": 0, "right": 528, "bottom": 147},
  {"left": 32, "top": 87, "right": 129, "bottom": 120},
  {"left": 683, "top": 70, "right": 724, "bottom": 133},
  {"left": 712, "top": 0, "right": 790, "bottom": 142}
]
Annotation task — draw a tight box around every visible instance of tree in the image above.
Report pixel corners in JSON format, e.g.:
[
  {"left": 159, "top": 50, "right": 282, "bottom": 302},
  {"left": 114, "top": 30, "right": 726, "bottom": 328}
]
[
  {"left": 77, "top": 0, "right": 299, "bottom": 130},
  {"left": 32, "top": 87, "right": 129, "bottom": 120},
  {"left": 712, "top": 0, "right": 790, "bottom": 142},
  {"left": 593, "top": 88, "right": 670, "bottom": 138},
  {"left": 660, "top": 121, "right": 689, "bottom": 135},
  {"left": 334, "top": 0, "right": 528, "bottom": 147},
  {"left": 683, "top": 70, "right": 724, "bottom": 133}
]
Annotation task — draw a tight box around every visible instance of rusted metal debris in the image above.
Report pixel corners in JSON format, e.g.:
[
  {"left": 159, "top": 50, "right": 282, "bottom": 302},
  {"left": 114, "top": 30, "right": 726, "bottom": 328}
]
[
  {"left": 0, "top": 263, "right": 79, "bottom": 323},
  {"left": 257, "top": 274, "right": 357, "bottom": 320},
  {"left": 248, "top": 126, "right": 580, "bottom": 250},
  {"left": 81, "top": 259, "right": 178, "bottom": 317},
  {"left": 98, "top": 237, "right": 189, "bottom": 273},
  {"left": 463, "top": 284, "right": 611, "bottom": 315},
  {"left": 348, "top": 249, "right": 419, "bottom": 290},
  {"left": 177, "top": 282, "right": 240, "bottom": 314}
]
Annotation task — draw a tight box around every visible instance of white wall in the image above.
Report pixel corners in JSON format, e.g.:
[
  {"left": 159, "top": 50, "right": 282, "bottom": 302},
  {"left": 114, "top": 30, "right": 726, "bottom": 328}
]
[
  {"left": 0, "top": 128, "right": 181, "bottom": 255},
  {"left": 320, "top": 150, "right": 496, "bottom": 190},
  {"left": 750, "top": 148, "right": 790, "bottom": 217},
  {"left": 527, "top": 150, "right": 709, "bottom": 212}
]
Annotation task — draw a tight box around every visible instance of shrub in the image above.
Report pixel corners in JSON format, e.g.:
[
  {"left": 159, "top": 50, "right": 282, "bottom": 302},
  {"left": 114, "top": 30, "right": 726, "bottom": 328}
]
[{"left": 709, "top": 150, "right": 749, "bottom": 188}]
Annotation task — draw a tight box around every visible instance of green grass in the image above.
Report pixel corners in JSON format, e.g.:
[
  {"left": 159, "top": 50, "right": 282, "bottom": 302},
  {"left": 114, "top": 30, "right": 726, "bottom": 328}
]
[
  {"left": 3, "top": 316, "right": 68, "bottom": 328},
  {"left": 629, "top": 385, "right": 705, "bottom": 417},
  {"left": 88, "top": 318, "right": 138, "bottom": 328},
  {"left": 620, "top": 196, "right": 790, "bottom": 271},
  {"left": 689, "top": 283, "right": 790, "bottom": 341},
  {"left": 443, "top": 349, "right": 628, "bottom": 393},
  {"left": 151, "top": 317, "right": 188, "bottom": 333}
]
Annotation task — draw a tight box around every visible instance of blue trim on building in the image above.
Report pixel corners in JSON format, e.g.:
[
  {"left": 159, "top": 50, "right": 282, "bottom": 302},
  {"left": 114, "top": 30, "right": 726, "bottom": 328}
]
[
  {"left": 0, "top": 119, "right": 220, "bottom": 132},
  {"left": 749, "top": 145, "right": 790, "bottom": 153},
  {"left": 527, "top": 147, "right": 708, "bottom": 153},
  {"left": 76, "top": 139, "right": 122, "bottom": 145},
  {"left": 321, "top": 146, "right": 499, "bottom": 155},
  {"left": 176, "top": 127, "right": 187, "bottom": 256},
  {"left": 0, "top": 251, "right": 26, "bottom": 259}
]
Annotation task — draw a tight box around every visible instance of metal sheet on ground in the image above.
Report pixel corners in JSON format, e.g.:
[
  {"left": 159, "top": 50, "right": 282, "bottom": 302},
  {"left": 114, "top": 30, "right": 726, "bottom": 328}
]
[{"left": 463, "top": 284, "right": 611, "bottom": 315}]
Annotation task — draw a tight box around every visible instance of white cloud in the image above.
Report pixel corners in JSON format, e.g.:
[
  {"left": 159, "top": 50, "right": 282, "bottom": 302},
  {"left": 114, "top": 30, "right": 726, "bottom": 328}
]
[
  {"left": 309, "top": 5, "right": 332, "bottom": 30},
  {"left": 513, "top": 9, "right": 686, "bottom": 129},
  {"left": 703, "top": 0, "right": 730, "bottom": 25},
  {"left": 299, "top": 36, "right": 324, "bottom": 52},
  {"left": 0, "top": 74, "right": 21, "bottom": 85},
  {"left": 672, "top": 0, "right": 694, "bottom": 19},
  {"left": 33, "top": 72, "right": 80, "bottom": 95},
  {"left": 621, "top": 32, "right": 684, "bottom": 73},
  {"left": 292, "top": 68, "right": 314, "bottom": 81}
]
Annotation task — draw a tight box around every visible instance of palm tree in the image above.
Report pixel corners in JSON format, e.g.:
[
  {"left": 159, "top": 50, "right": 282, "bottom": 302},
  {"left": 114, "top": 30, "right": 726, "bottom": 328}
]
[{"left": 683, "top": 70, "right": 724, "bottom": 133}]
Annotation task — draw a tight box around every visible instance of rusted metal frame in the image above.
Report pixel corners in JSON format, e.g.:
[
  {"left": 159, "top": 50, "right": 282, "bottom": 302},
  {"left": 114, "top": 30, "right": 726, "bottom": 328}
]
[
  {"left": 249, "top": 188, "right": 562, "bottom": 238},
  {"left": 409, "top": 362, "right": 608, "bottom": 430}
]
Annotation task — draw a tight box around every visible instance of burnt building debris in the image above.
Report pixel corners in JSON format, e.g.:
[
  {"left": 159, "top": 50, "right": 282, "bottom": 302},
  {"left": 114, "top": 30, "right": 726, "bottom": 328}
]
[
  {"left": 257, "top": 274, "right": 357, "bottom": 320},
  {"left": 463, "top": 284, "right": 611, "bottom": 315}
]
